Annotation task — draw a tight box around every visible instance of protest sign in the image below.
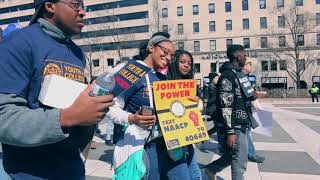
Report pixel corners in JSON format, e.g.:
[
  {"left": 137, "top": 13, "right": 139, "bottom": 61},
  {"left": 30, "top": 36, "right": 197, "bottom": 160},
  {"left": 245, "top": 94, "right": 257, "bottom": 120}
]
[
  {"left": 113, "top": 60, "right": 150, "bottom": 97},
  {"left": 153, "top": 80, "right": 209, "bottom": 150},
  {"left": 252, "top": 108, "right": 273, "bottom": 137}
]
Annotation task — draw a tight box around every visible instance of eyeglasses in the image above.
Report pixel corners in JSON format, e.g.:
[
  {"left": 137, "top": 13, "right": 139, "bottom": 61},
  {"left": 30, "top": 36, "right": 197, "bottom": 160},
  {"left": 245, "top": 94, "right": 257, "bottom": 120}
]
[
  {"left": 58, "top": 1, "right": 87, "bottom": 11},
  {"left": 155, "top": 44, "right": 175, "bottom": 60}
]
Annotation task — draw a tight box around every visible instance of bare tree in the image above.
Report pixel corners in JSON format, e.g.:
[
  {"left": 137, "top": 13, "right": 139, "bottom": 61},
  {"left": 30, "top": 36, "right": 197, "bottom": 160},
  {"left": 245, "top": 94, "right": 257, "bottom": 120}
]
[
  {"left": 148, "top": 0, "right": 161, "bottom": 34},
  {"left": 80, "top": 9, "right": 136, "bottom": 81},
  {"left": 104, "top": 13, "right": 135, "bottom": 63},
  {"left": 79, "top": 30, "right": 104, "bottom": 82},
  {"left": 266, "top": 3, "right": 319, "bottom": 90}
]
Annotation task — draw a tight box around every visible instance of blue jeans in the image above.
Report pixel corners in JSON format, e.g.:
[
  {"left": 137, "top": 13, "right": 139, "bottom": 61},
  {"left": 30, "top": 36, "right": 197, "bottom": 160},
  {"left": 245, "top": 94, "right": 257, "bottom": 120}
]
[
  {"left": 0, "top": 160, "right": 10, "bottom": 180},
  {"left": 247, "top": 129, "right": 256, "bottom": 158},
  {"left": 145, "top": 138, "right": 194, "bottom": 180},
  {"left": 187, "top": 146, "right": 201, "bottom": 180},
  {"left": 207, "top": 129, "right": 248, "bottom": 180}
]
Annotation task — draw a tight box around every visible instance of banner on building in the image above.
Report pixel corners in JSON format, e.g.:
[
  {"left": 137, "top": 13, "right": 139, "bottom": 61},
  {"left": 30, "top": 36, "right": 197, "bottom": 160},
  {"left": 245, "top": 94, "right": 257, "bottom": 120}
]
[{"left": 153, "top": 80, "right": 209, "bottom": 150}]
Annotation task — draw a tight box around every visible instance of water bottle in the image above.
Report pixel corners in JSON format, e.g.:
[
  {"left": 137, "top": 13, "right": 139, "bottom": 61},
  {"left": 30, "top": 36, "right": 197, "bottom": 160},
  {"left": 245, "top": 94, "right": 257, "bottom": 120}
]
[{"left": 90, "top": 72, "right": 115, "bottom": 96}]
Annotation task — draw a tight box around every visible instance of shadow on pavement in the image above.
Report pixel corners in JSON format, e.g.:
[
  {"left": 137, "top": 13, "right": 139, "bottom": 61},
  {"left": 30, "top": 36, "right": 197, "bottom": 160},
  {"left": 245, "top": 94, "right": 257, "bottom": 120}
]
[{"left": 99, "top": 149, "right": 114, "bottom": 164}]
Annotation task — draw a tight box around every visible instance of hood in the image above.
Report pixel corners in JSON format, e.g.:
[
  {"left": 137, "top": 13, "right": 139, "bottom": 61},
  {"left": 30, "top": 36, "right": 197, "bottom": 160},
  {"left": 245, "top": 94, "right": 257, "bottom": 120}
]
[{"left": 219, "top": 61, "right": 242, "bottom": 73}]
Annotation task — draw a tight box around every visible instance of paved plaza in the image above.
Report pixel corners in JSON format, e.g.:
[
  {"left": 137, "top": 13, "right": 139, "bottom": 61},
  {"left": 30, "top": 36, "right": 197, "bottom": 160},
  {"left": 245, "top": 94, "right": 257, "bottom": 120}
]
[{"left": 1, "top": 98, "right": 320, "bottom": 180}]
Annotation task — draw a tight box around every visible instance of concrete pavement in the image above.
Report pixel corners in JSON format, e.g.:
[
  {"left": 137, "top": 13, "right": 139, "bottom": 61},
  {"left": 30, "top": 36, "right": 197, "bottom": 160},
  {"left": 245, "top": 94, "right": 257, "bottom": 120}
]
[{"left": 1, "top": 98, "right": 320, "bottom": 180}]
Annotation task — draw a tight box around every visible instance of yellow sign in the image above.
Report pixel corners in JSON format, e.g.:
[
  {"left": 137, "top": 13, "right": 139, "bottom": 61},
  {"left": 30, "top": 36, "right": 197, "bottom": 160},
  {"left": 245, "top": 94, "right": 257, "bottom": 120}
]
[{"left": 153, "top": 80, "right": 209, "bottom": 150}]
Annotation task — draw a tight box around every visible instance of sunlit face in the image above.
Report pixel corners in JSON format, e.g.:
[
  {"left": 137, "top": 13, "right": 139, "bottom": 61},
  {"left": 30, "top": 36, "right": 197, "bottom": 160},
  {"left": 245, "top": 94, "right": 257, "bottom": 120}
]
[
  {"left": 151, "top": 41, "right": 176, "bottom": 71},
  {"left": 243, "top": 62, "right": 252, "bottom": 74},
  {"left": 178, "top": 53, "right": 192, "bottom": 75},
  {"left": 49, "top": 0, "right": 86, "bottom": 35}
]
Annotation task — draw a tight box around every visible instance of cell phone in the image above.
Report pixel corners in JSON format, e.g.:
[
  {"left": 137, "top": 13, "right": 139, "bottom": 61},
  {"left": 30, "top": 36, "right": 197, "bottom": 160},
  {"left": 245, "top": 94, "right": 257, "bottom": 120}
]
[{"left": 140, "top": 106, "right": 154, "bottom": 116}]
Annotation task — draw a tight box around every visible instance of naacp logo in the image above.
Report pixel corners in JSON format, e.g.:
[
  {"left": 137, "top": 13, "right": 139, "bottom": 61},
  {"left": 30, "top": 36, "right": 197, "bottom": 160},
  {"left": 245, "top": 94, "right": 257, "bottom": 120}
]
[{"left": 43, "top": 63, "right": 62, "bottom": 76}]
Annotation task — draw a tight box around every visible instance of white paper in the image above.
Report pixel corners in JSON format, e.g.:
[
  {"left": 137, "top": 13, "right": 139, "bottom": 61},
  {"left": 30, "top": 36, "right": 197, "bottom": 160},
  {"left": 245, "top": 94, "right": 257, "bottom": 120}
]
[
  {"left": 251, "top": 108, "right": 273, "bottom": 137},
  {"left": 38, "top": 74, "right": 87, "bottom": 109}
]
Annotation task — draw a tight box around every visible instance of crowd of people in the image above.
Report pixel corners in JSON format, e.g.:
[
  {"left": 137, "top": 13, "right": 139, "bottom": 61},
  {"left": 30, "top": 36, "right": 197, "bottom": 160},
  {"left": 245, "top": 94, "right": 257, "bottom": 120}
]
[{"left": 0, "top": 0, "right": 268, "bottom": 180}]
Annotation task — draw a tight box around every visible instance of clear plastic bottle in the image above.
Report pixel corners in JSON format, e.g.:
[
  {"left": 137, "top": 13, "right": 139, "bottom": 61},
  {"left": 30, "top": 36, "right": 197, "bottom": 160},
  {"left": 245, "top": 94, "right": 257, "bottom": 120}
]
[{"left": 90, "top": 72, "right": 115, "bottom": 96}]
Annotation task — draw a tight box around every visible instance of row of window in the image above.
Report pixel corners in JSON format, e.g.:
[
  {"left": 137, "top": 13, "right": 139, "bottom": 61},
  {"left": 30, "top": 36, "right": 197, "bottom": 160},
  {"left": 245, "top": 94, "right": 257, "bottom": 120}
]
[
  {"left": 162, "top": 3, "right": 215, "bottom": 17},
  {"left": 162, "top": 0, "right": 320, "bottom": 17},
  {"left": 80, "top": 39, "right": 147, "bottom": 53},
  {"left": 0, "top": 0, "right": 148, "bottom": 14},
  {"left": 261, "top": 60, "right": 287, "bottom": 71},
  {"left": 176, "top": 34, "right": 320, "bottom": 53},
  {"left": 193, "top": 59, "right": 288, "bottom": 75},
  {"left": 73, "top": 25, "right": 149, "bottom": 40},
  {"left": 92, "top": 58, "right": 116, "bottom": 67},
  {"left": 162, "top": 13, "right": 320, "bottom": 34},
  {"left": 0, "top": 11, "right": 148, "bottom": 26}
]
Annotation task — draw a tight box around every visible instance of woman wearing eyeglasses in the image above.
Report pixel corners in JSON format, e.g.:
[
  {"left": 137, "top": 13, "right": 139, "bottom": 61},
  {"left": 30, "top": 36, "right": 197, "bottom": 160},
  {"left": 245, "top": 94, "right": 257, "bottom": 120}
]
[{"left": 107, "top": 32, "right": 203, "bottom": 180}]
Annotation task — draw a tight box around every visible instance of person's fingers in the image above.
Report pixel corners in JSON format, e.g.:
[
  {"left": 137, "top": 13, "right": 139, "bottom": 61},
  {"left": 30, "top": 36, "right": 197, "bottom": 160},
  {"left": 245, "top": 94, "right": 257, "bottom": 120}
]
[
  {"left": 187, "top": 96, "right": 198, "bottom": 102},
  {"left": 82, "top": 83, "right": 95, "bottom": 95},
  {"left": 140, "top": 119, "right": 156, "bottom": 125},
  {"left": 138, "top": 115, "right": 156, "bottom": 120},
  {"left": 97, "top": 101, "right": 115, "bottom": 111},
  {"left": 94, "top": 94, "right": 114, "bottom": 103}
]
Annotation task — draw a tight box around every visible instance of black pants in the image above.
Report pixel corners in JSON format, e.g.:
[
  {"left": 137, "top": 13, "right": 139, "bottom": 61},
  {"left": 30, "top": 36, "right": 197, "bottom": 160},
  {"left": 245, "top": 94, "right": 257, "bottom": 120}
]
[{"left": 311, "top": 94, "right": 319, "bottom": 102}]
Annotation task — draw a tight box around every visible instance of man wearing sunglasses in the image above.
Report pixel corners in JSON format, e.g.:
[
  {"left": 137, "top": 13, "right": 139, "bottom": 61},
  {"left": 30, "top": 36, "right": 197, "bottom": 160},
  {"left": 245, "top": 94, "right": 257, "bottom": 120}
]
[{"left": 0, "top": 0, "right": 114, "bottom": 179}]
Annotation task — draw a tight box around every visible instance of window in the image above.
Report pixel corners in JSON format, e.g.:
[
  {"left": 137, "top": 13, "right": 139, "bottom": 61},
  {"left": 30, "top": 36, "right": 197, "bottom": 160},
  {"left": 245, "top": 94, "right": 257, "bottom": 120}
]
[
  {"left": 243, "top": 38, "right": 250, "bottom": 48},
  {"left": 279, "top": 60, "right": 287, "bottom": 70},
  {"left": 107, "top": 58, "right": 114, "bottom": 66},
  {"left": 260, "top": 17, "right": 267, "bottom": 29},
  {"left": 178, "top": 42, "right": 184, "bottom": 50},
  {"left": 177, "top": 6, "right": 183, "bottom": 16},
  {"left": 296, "top": 0, "right": 303, "bottom": 6},
  {"left": 261, "top": 37, "right": 268, "bottom": 48},
  {"left": 194, "top": 41, "right": 200, "bottom": 52},
  {"left": 297, "top": 14, "right": 304, "bottom": 26},
  {"left": 208, "top": 3, "right": 215, "bottom": 13},
  {"left": 162, "top": 25, "right": 168, "bottom": 32},
  {"left": 211, "top": 63, "right": 217, "bottom": 72},
  {"left": 297, "top": 35, "right": 304, "bottom": 46},
  {"left": 259, "top": 0, "right": 266, "bottom": 9},
  {"left": 226, "top": 20, "right": 232, "bottom": 30},
  {"left": 277, "top": 0, "right": 284, "bottom": 7},
  {"left": 278, "top": 16, "right": 285, "bottom": 28},
  {"left": 317, "top": 59, "right": 320, "bottom": 66},
  {"left": 162, "top": 8, "right": 168, "bottom": 17},
  {"left": 193, "top": 22, "right": 200, "bottom": 33},
  {"left": 297, "top": 59, "right": 305, "bottom": 72},
  {"left": 225, "top": 2, "right": 232, "bottom": 12},
  {"left": 209, "top": 21, "right": 216, "bottom": 32},
  {"left": 194, "top": 63, "right": 200, "bottom": 73},
  {"left": 178, "top": 24, "right": 184, "bottom": 34},
  {"left": 226, "top": 39, "right": 233, "bottom": 49},
  {"left": 317, "top": 0, "right": 320, "bottom": 4},
  {"left": 243, "top": 18, "right": 250, "bottom": 29},
  {"left": 317, "top": 34, "right": 320, "bottom": 45},
  {"left": 242, "top": 0, "right": 248, "bottom": 11},
  {"left": 210, "top": 40, "right": 216, "bottom": 51},
  {"left": 93, "top": 59, "right": 100, "bottom": 67},
  {"left": 316, "top": 13, "right": 320, "bottom": 25},
  {"left": 193, "top": 5, "right": 199, "bottom": 15},
  {"left": 279, "top": 36, "right": 286, "bottom": 47},
  {"left": 261, "top": 61, "right": 268, "bottom": 71},
  {"left": 270, "top": 61, "right": 277, "bottom": 71}
]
